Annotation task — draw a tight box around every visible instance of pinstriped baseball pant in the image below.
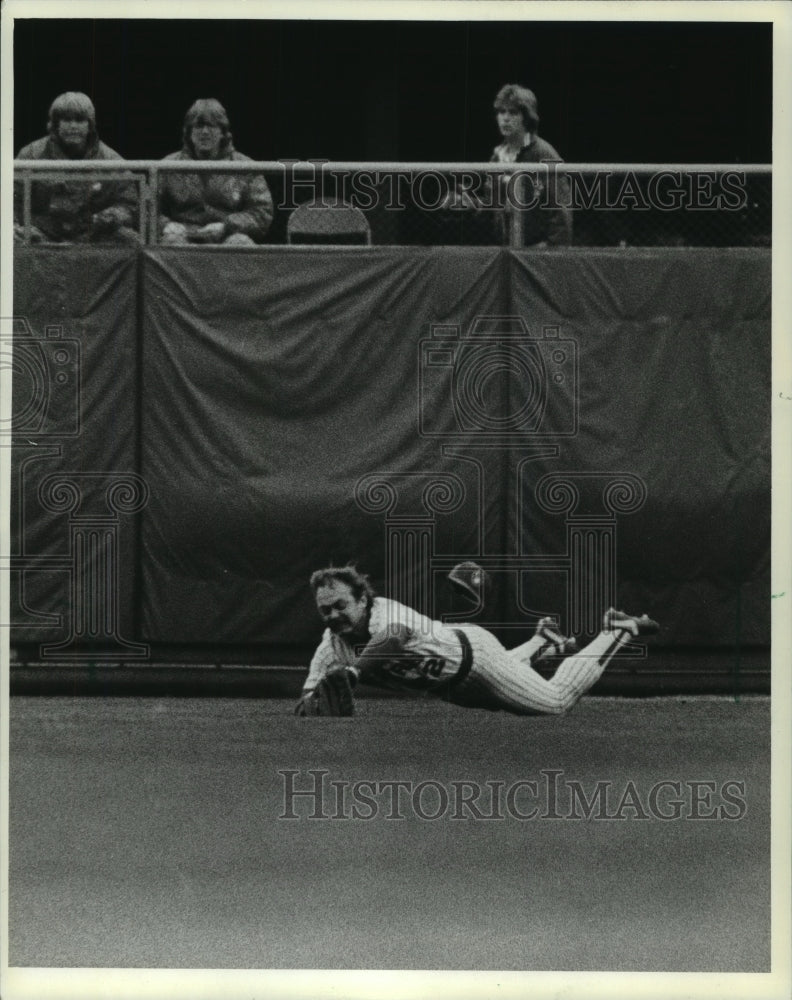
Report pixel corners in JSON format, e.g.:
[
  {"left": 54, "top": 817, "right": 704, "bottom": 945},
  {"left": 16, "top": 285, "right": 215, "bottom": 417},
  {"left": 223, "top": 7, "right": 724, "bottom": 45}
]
[{"left": 447, "top": 624, "right": 627, "bottom": 716}]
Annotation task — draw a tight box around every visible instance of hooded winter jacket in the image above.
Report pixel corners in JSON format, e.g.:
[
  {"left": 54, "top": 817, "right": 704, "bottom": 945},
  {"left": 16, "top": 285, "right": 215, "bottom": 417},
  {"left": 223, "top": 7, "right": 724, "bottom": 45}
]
[
  {"left": 15, "top": 133, "right": 138, "bottom": 242},
  {"left": 158, "top": 145, "right": 274, "bottom": 243}
]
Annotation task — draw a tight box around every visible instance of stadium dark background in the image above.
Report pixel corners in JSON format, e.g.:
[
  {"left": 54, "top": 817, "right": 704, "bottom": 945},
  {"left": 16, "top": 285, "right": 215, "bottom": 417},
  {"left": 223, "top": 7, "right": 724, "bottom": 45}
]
[{"left": 14, "top": 18, "right": 772, "bottom": 164}]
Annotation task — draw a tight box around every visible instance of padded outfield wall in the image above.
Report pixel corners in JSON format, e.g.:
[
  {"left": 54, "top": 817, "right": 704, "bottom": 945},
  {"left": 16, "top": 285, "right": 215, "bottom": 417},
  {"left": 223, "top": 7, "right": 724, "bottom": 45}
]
[{"left": 9, "top": 246, "right": 770, "bottom": 669}]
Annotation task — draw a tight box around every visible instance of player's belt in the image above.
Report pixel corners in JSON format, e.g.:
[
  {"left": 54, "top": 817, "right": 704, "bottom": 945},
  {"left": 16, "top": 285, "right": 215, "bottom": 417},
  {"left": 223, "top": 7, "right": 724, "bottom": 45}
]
[{"left": 447, "top": 628, "right": 474, "bottom": 689}]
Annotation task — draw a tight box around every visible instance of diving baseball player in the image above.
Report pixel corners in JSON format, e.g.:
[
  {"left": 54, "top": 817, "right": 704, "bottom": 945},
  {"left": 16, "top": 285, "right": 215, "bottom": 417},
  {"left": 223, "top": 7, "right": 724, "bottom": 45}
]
[{"left": 295, "top": 563, "right": 659, "bottom": 717}]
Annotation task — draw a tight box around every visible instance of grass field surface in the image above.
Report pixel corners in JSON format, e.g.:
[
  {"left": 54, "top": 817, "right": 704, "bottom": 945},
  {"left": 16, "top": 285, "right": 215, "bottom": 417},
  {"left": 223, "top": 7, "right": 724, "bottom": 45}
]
[{"left": 9, "top": 695, "right": 770, "bottom": 972}]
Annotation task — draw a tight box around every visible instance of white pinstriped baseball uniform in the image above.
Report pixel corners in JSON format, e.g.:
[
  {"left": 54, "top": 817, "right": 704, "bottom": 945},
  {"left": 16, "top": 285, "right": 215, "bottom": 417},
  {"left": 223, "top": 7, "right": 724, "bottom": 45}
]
[{"left": 304, "top": 596, "right": 627, "bottom": 716}]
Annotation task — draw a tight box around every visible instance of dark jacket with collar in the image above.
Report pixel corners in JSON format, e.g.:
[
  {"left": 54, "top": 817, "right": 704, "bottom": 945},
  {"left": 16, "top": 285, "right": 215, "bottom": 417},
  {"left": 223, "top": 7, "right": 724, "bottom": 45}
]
[{"left": 490, "top": 133, "right": 573, "bottom": 246}]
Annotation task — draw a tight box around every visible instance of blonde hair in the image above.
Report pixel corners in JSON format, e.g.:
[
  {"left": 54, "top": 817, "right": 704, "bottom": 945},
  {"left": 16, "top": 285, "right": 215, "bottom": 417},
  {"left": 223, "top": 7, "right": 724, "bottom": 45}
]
[
  {"left": 182, "top": 98, "right": 233, "bottom": 156},
  {"left": 47, "top": 92, "right": 97, "bottom": 139}
]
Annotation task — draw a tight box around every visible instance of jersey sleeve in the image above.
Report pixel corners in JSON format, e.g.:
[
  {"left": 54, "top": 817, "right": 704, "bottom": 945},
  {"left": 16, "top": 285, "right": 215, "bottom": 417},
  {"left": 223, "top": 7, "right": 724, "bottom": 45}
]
[
  {"left": 302, "top": 629, "right": 359, "bottom": 693},
  {"left": 368, "top": 597, "right": 436, "bottom": 640},
  {"left": 302, "top": 631, "right": 340, "bottom": 693}
]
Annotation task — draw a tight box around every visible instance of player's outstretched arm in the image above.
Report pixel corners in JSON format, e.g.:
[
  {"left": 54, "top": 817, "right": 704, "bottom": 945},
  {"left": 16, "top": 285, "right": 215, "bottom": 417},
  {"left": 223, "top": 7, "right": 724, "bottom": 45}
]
[
  {"left": 294, "top": 626, "right": 413, "bottom": 716},
  {"left": 348, "top": 624, "right": 413, "bottom": 685}
]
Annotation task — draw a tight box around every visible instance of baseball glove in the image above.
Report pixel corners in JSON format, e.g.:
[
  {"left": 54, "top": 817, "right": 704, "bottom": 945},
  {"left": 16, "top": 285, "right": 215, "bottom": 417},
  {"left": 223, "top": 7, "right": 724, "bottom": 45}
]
[{"left": 294, "top": 669, "right": 356, "bottom": 717}]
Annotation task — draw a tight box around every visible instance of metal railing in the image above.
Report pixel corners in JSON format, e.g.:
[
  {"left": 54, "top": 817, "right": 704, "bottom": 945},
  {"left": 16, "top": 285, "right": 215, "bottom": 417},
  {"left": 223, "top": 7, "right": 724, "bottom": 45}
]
[{"left": 13, "top": 160, "right": 772, "bottom": 248}]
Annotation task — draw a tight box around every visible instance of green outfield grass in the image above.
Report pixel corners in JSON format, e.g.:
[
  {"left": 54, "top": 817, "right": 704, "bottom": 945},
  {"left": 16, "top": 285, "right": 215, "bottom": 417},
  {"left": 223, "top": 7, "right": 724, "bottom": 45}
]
[{"left": 9, "top": 695, "right": 770, "bottom": 971}]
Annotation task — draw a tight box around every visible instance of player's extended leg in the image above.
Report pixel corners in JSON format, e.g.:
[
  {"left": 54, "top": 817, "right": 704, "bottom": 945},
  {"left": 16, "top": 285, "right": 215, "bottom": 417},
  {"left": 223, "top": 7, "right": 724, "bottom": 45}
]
[
  {"left": 508, "top": 617, "right": 579, "bottom": 665},
  {"left": 450, "top": 608, "right": 658, "bottom": 715},
  {"left": 536, "top": 608, "right": 659, "bottom": 713}
]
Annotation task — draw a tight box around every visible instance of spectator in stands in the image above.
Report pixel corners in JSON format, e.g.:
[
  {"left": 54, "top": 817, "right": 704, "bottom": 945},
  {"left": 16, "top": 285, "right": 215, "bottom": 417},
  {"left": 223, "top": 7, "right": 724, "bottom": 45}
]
[
  {"left": 158, "top": 99, "right": 273, "bottom": 245},
  {"left": 489, "top": 84, "right": 572, "bottom": 246},
  {"left": 14, "top": 92, "right": 139, "bottom": 244}
]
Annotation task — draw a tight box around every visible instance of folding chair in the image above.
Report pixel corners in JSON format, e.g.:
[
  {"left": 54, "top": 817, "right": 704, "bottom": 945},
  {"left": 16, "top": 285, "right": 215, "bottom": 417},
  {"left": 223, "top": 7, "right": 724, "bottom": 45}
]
[{"left": 286, "top": 199, "right": 371, "bottom": 245}]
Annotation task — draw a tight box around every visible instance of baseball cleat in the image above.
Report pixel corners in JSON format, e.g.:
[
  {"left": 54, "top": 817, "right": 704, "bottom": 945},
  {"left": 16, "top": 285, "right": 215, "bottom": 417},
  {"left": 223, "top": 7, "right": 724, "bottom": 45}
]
[
  {"left": 603, "top": 607, "right": 659, "bottom": 636},
  {"left": 535, "top": 617, "right": 579, "bottom": 660},
  {"left": 448, "top": 561, "right": 488, "bottom": 604}
]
